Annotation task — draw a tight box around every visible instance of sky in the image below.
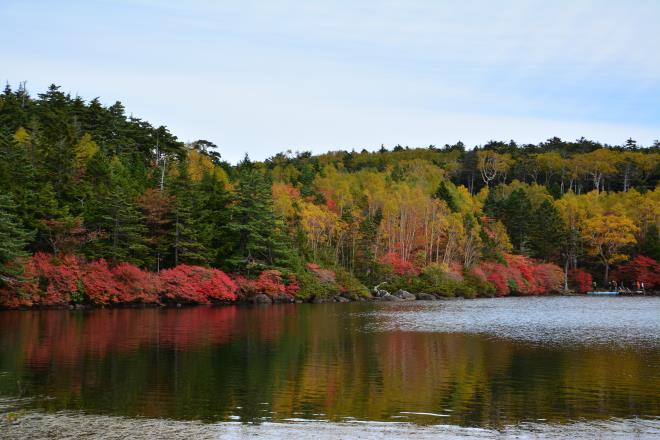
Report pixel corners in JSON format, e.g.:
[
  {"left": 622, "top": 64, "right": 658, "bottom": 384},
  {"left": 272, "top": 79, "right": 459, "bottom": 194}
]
[{"left": 2, "top": 0, "right": 659, "bottom": 162}]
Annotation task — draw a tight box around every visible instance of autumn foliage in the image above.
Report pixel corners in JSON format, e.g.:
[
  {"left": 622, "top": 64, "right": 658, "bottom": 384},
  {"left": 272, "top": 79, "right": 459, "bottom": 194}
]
[
  {"left": 477, "top": 254, "right": 563, "bottom": 297},
  {"left": 380, "top": 252, "right": 418, "bottom": 276},
  {"left": 611, "top": 256, "right": 660, "bottom": 289},
  {"left": 232, "top": 269, "right": 298, "bottom": 299},
  {"left": 567, "top": 269, "right": 592, "bottom": 293},
  {"left": 159, "top": 264, "right": 237, "bottom": 304},
  {"left": 0, "top": 254, "right": 237, "bottom": 308}
]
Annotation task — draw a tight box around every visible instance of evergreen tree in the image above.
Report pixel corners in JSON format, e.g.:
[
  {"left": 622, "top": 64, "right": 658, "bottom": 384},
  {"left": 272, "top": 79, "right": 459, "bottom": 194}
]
[
  {"left": 433, "top": 181, "right": 459, "bottom": 212},
  {"left": 169, "top": 163, "right": 206, "bottom": 266},
  {"left": 0, "top": 194, "right": 34, "bottom": 279},
  {"left": 194, "top": 173, "right": 231, "bottom": 267},
  {"left": 355, "top": 209, "right": 382, "bottom": 284},
  {"left": 221, "top": 158, "right": 291, "bottom": 272},
  {"left": 529, "top": 200, "right": 566, "bottom": 262},
  {"left": 85, "top": 156, "right": 148, "bottom": 265},
  {"left": 640, "top": 224, "right": 660, "bottom": 261},
  {"left": 502, "top": 189, "right": 532, "bottom": 254}
]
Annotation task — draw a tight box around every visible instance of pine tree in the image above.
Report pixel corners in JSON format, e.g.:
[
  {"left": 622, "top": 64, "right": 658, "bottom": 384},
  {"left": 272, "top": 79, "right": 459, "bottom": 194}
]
[
  {"left": 84, "top": 156, "right": 148, "bottom": 265},
  {"left": 502, "top": 189, "right": 532, "bottom": 254},
  {"left": 433, "top": 181, "right": 459, "bottom": 212},
  {"left": 221, "top": 157, "right": 291, "bottom": 273},
  {"left": 640, "top": 224, "right": 660, "bottom": 261},
  {"left": 355, "top": 208, "right": 382, "bottom": 284},
  {"left": 169, "top": 163, "right": 206, "bottom": 266},
  {"left": 194, "top": 173, "right": 231, "bottom": 267},
  {"left": 0, "top": 194, "right": 34, "bottom": 279},
  {"left": 529, "top": 200, "right": 566, "bottom": 262},
  {"left": 138, "top": 188, "right": 175, "bottom": 271}
]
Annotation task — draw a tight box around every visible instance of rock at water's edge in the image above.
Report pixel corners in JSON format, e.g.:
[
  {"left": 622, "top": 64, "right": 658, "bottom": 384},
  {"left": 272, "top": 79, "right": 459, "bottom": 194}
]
[
  {"left": 395, "top": 290, "right": 416, "bottom": 301},
  {"left": 249, "top": 294, "right": 272, "bottom": 304}
]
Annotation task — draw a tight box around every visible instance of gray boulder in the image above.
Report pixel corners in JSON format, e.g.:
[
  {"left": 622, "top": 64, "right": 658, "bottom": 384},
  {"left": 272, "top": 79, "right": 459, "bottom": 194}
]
[
  {"left": 334, "top": 295, "right": 350, "bottom": 303},
  {"left": 272, "top": 293, "right": 295, "bottom": 304},
  {"left": 380, "top": 293, "right": 403, "bottom": 302},
  {"left": 395, "top": 290, "right": 416, "bottom": 300},
  {"left": 415, "top": 292, "right": 437, "bottom": 301},
  {"left": 341, "top": 292, "right": 358, "bottom": 301},
  {"left": 249, "top": 294, "right": 272, "bottom": 304}
]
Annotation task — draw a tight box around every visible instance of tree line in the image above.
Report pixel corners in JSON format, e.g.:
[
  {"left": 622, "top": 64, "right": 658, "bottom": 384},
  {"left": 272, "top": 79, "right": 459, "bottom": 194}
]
[{"left": 0, "top": 84, "right": 658, "bottom": 306}]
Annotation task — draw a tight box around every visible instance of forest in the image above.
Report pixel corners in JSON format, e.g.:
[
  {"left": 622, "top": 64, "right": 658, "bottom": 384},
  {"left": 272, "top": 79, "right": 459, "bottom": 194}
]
[{"left": 0, "top": 84, "right": 658, "bottom": 307}]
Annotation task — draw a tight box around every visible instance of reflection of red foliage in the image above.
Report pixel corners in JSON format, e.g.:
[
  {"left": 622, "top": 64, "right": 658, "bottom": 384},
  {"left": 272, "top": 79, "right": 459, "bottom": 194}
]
[
  {"left": 612, "top": 256, "right": 660, "bottom": 289},
  {"left": 569, "top": 268, "right": 592, "bottom": 293},
  {"left": 380, "top": 252, "right": 418, "bottom": 276},
  {"left": 2, "top": 307, "right": 240, "bottom": 365},
  {"left": 159, "top": 264, "right": 237, "bottom": 304}
]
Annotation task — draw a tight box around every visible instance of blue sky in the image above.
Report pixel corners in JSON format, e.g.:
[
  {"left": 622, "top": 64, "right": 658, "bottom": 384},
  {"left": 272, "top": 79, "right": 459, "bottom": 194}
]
[{"left": 2, "top": 0, "right": 659, "bottom": 162}]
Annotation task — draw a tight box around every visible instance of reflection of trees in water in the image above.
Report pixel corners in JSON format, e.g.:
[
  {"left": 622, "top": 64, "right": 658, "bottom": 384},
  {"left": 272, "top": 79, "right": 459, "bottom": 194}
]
[{"left": 0, "top": 306, "right": 658, "bottom": 426}]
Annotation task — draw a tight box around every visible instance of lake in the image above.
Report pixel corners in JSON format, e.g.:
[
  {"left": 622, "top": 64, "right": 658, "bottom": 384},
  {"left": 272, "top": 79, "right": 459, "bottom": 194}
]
[{"left": 1, "top": 297, "right": 659, "bottom": 438}]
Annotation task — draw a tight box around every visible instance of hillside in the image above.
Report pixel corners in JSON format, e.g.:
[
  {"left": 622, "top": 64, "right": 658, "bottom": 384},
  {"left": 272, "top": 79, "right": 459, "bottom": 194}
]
[{"left": 0, "top": 84, "right": 658, "bottom": 307}]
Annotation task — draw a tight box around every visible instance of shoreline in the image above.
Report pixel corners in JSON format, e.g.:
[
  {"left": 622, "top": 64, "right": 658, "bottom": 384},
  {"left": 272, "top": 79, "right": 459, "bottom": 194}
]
[
  {"left": 1, "top": 406, "right": 659, "bottom": 440},
  {"left": 2, "top": 290, "right": 657, "bottom": 311}
]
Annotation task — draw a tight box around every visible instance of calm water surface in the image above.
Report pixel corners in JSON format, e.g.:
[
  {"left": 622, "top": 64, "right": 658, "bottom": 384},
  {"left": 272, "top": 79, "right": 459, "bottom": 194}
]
[{"left": 0, "top": 297, "right": 659, "bottom": 437}]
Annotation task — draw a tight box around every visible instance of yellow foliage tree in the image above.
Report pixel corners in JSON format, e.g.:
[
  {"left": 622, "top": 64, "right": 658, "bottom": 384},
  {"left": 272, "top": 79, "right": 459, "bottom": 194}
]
[
  {"left": 186, "top": 149, "right": 229, "bottom": 185},
  {"left": 73, "top": 133, "right": 99, "bottom": 172},
  {"left": 581, "top": 214, "right": 638, "bottom": 285}
]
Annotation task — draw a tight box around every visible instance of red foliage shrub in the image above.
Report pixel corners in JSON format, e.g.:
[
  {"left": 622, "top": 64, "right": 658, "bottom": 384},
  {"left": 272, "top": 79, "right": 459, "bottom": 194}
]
[
  {"left": 479, "top": 262, "right": 509, "bottom": 296},
  {"left": 82, "top": 259, "right": 121, "bottom": 304},
  {"left": 30, "top": 253, "right": 83, "bottom": 305},
  {"left": 159, "top": 264, "right": 237, "bottom": 304},
  {"left": 469, "top": 266, "right": 488, "bottom": 283},
  {"left": 611, "top": 256, "right": 660, "bottom": 289},
  {"left": 232, "top": 270, "right": 293, "bottom": 298},
  {"left": 285, "top": 274, "right": 300, "bottom": 296},
  {"left": 447, "top": 261, "right": 464, "bottom": 281},
  {"left": 380, "top": 252, "right": 418, "bottom": 276},
  {"left": 255, "top": 270, "right": 287, "bottom": 295},
  {"left": 112, "top": 263, "right": 160, "bottom": 303},
  {"left": 569, "top": 268, "right": 592, "bottom": 293},
  {"left": 0, "top": 286, "right": 31, "bottom": 308},
  {"left": 531, "top": 263, "right": 564, "bottom": 294},
  {"left": 234, "top": 270, "right": 286, "bottom": 296},
  {"left": 478, "top": 254, "right": 564, "bottom": 296},
  {"left": 0, "top": 255, "right": 239, "bottom": 307},
  {"left": 503, "top": 254, "right": 534, "bottom": 295}
]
